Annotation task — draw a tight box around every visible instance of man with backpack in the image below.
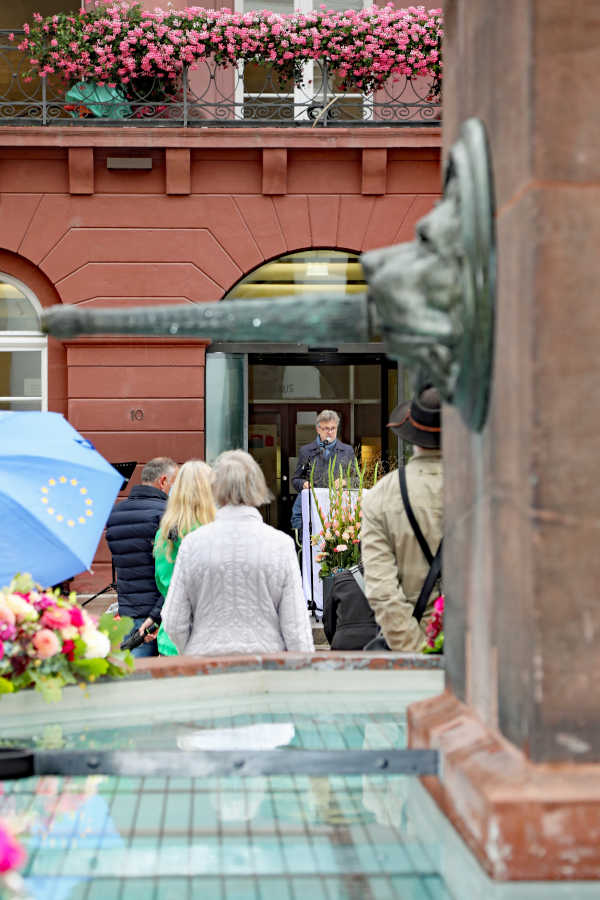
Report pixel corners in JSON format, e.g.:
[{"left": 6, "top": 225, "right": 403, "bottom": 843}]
[{"left": 361, "top": 386, "right": 443, "bottom": 652}]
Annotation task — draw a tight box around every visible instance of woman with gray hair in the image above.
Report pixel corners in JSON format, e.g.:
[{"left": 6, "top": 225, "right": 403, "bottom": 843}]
[{"left": 161, "top": 450, "right": 314, "bottom": 656}]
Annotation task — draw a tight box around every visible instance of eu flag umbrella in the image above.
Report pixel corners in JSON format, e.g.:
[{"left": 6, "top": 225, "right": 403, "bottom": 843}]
[{"left": 0, "top": 412, "right": 123, "bottom": 589}]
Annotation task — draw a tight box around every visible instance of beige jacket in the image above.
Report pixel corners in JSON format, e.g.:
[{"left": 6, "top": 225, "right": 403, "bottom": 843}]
[{"left": 361, "top": 452, "right": 443, "bottom": 652}]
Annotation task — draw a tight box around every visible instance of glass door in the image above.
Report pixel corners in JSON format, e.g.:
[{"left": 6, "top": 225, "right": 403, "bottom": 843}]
[{"left": 205, "top": 352, "right": 247, "bottom": 463}]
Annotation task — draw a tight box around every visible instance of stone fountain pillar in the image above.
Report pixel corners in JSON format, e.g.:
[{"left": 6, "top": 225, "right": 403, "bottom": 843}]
[{"left": 407, "top": 0, "right": 600, "bottom": 880}]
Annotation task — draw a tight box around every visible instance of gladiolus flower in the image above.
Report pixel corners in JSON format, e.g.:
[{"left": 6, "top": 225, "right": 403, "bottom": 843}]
[
  {"left": 334, "top": 544, "right": 348, "bottom": 552},
  {"left": 32, "top": 628, "right": 61, "bottom": 659}
]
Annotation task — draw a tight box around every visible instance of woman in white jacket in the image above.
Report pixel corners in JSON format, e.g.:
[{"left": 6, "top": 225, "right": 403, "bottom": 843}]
[{"left": 161, "top": 450, "right": 314, "bottom": 656}]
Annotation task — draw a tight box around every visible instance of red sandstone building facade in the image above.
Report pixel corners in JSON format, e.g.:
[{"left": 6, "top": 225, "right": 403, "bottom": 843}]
[{"left": 0, "top": 4, "right": 441, "bottom": 591}]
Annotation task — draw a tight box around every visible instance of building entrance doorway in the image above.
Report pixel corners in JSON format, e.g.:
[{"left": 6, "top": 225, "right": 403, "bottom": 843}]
[{"left": 247, "top": 352, "right": 399, "bottom": 534}]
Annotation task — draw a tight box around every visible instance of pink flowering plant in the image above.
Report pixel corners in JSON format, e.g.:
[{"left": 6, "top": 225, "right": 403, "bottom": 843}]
[
  {"left": 423, "top": 593, "right": 443, "bottom": 653},
  {"left": 0, "top": 574, "right": 134, "bottom": 703},
  {"left": 310, "top": 458, "right": 378, "bottom": 577},
  {"left": 0, "top": 818, "right": 26, "bottom": 898},
  {"left": 12, "top": 2, "right": 443, "bottom": 99}
]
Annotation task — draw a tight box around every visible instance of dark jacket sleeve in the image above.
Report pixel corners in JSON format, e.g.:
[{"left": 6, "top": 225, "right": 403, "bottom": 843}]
[{"left": 292, "top": 446, "right": 309, "bottom": 493}]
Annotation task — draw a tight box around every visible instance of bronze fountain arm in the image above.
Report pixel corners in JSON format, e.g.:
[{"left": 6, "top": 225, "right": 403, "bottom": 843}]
[{"left": 42, "top": 291, "right": 376, "bottom": 347}]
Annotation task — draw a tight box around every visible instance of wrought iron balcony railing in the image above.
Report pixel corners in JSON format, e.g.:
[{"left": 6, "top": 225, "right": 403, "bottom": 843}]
[{"left": 0, "top": 31, "right": 441, "bottom": 128}]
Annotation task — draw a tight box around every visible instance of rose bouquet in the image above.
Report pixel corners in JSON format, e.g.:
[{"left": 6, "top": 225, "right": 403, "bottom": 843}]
[
  {"left": 0, "top": 574, "right": 134, "bottom": 703},
  {"left": 310, "top": 458, "right": 378, "bottom": 577},
  {"left": 423, "top": 593, "right": 443, "bottom": 653}
]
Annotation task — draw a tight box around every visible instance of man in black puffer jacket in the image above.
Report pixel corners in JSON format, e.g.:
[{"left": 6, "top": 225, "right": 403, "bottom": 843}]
[{"left": 105, "top": 457, "right": 178, "bottom": 657}]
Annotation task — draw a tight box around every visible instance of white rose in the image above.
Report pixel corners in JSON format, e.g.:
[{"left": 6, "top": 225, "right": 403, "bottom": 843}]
[
  {"left": 5, "top": 593, "right": 38, "bottom": 622},
  {"left": 60, "top": 625, "right": 78, "bottom": 641},
  {"left": 82, "top": 626, "right": 111, "bottom": 659}
]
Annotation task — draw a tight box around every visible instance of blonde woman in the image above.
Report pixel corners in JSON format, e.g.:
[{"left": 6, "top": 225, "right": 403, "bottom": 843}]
[{"left": 153, "top": 460, "right": 216, "bottom": 655}]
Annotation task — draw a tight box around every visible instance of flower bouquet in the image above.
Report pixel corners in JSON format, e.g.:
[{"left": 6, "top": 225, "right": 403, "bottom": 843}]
[
  {"left": 423, "top": 593, "right": 444, "bottom": 653},
  {"left": 0, "top": 574, "right": 134, "bottom": 703},
  {"left": 310, "top": 458, "right": 378, "bottom": 578}
]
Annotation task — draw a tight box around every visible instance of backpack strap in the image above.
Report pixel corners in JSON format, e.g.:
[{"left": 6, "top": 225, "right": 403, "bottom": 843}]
[
  {"left": 349, "top": 563, "right": 366, "bottom": 596},
  {"left": 413, "top": 540, "right": 442, "bottom": 623},
  {"left": 398, "top": 467, "right": 433, "bottom": 565}
]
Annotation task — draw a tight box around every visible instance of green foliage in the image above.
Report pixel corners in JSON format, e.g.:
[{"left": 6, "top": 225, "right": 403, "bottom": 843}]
[
  {"left": 99, "top": 613, "right": 133, "bottom": 650},
  {"left": 0, "top": 676, "right": 14, "bottom": 695},
  {"left": 423, "top": 633, "right": 444, "bottom": 654}
]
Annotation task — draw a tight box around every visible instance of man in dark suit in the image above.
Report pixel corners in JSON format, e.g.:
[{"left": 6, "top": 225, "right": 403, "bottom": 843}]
[{"left": 291, "top": 410, "right": 357, "bottom": 528}]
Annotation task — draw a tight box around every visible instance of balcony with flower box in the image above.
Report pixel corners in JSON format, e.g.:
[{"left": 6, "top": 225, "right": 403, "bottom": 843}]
[{"left": 0, "top": 5, "right": 442, "bottom": 129}]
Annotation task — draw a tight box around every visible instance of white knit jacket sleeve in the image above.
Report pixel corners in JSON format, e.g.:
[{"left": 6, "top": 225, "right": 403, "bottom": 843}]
[
  {"left": 277, "top": 537, "right": 315, "bottom": 653},
  {"left": 161, "top": 539, "right": 193, "bottom": 654}
]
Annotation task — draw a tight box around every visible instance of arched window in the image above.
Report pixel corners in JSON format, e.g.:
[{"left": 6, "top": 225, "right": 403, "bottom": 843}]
[
  {"left": 0, "top": 273, "right": 47, "bottom": 412},
  {"left": 224, "top": 249, "right": 366, "bottom": 299}
]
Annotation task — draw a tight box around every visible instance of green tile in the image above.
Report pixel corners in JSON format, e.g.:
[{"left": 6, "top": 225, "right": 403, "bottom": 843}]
[
  {"left": 121, "top": 877, "right": 158, "bottom": 900},
  {"left": 163, "top": 792, "right": 191, "bottom": 831},
  {"left": 87, "top": 877, "right": 123, "bottom": 900},
  {"left": 189, "top": 876, "right": 223, "bottom": 899},
  {"left": 224, "top": 877, "right": 259, "bottom": 900},
  {"left": 256, "top": 876, "right": 293, "bottom": 900},
  {"left": 155, "top": 877, "right": 190, "bottom": 899}
]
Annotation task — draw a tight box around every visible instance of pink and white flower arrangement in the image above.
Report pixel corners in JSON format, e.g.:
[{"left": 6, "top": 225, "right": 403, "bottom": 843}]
[
  {"left": 0, "top": 574, "right": 134, "bottom": 703},
  {"left": 310, "top": 458, "right": 378, "bottom": 577},
  {"left": 13, "top": 2, "right": 443, "bottom": 98}
]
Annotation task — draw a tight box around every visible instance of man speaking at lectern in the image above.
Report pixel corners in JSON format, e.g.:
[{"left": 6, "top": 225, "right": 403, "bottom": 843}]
[{"left": 291, "top": 410, "right": 357, "bottom": 529}]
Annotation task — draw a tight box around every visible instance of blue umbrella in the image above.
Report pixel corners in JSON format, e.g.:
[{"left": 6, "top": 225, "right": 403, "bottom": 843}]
[{"left": 0, "top": 411, "right": 123, "bottom": 588}]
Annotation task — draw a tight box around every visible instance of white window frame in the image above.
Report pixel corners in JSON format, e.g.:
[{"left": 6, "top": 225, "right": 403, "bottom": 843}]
[
  {"left": 234, "top": 0, "right": 372, "bottom": 123},
  {"left": 0, "top": 272, "right": 48, "bottom": 412}
]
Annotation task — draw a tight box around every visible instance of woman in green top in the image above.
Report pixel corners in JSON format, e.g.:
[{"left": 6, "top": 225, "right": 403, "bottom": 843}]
[{"left": 153, "top": 460, "right": 216, "bottom": 655}]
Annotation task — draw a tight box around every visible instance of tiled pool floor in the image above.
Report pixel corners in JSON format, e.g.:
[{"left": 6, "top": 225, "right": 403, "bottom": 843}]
[
  {"left": 2, "top": 773, "right": 446, "bottom": 899},
  {"left": 2, "top": 685, "right": 447, "bottom": 899}
]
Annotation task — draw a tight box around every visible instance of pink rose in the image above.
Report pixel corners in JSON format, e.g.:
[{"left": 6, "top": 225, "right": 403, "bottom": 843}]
[
  {"left": 69, "top": 606, "right": 85, "bottom": 628},
  {"left": 0, "top": 602, "right": 15, "bottom": 628},
  {"left": 32, "top": 628, "right": 61, "bottom": 659},
  {"left": 434, "top": 594, "right": 444, "bottom": 614},
  {"left": 41, "top": 607, "right": 71, "bottom": 630},
  {"left": 0, "top": 640, "right": 3, "bottom": 661}
]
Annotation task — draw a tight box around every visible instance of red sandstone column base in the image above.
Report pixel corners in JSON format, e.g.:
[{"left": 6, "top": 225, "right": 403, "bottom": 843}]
[{"left": 407, "top": 691, "right": 600, "bottom": 881}]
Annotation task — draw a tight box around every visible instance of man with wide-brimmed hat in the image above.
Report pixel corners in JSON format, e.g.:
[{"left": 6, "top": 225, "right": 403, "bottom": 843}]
[{"left": 361, "top": 386, "right": 443, "bottom": 652}]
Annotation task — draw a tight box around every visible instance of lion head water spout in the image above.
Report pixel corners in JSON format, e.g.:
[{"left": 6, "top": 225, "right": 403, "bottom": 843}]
[{"left": 42, "top": 119, "right": 495, "bottom": 433}]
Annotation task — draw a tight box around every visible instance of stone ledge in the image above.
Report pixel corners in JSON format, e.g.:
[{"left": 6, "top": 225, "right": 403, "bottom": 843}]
[
  {"left": 407, "top": 690, "right": 600, "bottom": 881},
  {"left": 133, "top": 651, "right": 444, "bottom": 679}
]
